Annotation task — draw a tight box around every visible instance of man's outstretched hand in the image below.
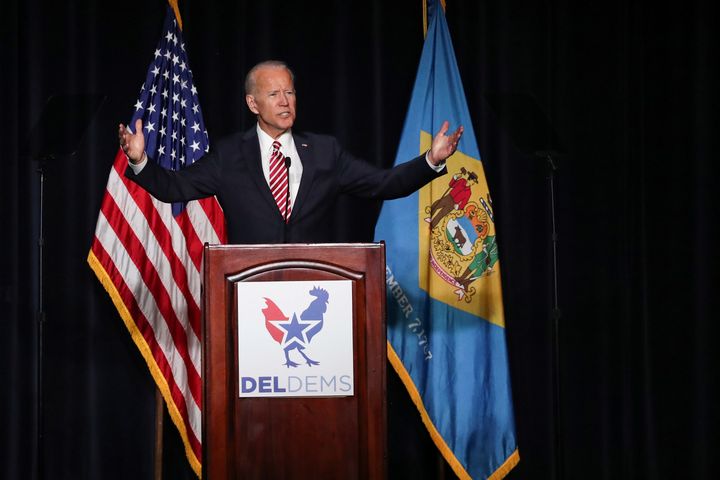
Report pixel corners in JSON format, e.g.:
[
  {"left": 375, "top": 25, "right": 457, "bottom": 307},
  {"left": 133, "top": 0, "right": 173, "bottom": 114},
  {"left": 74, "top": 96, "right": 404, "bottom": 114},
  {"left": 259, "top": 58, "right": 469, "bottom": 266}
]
[
  {"left": 428, "top": 120, "right": 464, "bottom": 166},
  {"left": 118, "top": 118, "right": 146, "bottom": 164}
]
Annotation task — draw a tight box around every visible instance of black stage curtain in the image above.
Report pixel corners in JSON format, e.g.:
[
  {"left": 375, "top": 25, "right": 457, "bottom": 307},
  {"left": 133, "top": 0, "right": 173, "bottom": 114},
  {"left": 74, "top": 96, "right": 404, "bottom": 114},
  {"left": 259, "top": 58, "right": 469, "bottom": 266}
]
[{"left": 1, "top": 0, "right": 718, "bottom": 479}]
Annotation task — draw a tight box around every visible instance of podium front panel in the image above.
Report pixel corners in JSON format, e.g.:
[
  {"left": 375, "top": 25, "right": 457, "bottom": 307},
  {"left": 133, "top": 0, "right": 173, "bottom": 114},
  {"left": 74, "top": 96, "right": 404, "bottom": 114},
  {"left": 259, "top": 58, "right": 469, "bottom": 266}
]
[{"left": 202, "top": 244, "right": 387, "bottom": 480}]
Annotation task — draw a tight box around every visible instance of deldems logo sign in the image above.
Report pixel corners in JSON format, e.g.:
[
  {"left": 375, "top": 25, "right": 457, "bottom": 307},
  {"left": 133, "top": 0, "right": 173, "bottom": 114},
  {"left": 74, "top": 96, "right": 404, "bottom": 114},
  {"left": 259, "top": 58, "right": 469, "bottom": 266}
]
[{"left": 236, "top": 280, "right": 354, "bottom": 398}]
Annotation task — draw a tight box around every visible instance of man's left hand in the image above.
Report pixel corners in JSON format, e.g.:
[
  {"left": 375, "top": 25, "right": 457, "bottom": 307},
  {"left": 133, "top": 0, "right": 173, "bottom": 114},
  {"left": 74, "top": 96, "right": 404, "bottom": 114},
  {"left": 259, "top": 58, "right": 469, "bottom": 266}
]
[{"left": 428, "top": 121, "right": 464, "bottom": 166}]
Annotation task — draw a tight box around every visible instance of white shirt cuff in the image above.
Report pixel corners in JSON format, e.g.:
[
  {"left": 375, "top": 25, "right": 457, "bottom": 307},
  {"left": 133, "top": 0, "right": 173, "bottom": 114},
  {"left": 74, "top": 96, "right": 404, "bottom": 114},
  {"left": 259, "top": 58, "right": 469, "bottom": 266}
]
[
  {"left": 128, "top": 152, "right": 148, "bottom": 174},
  {"left": 425, "top": 151, "right": 446, "bottom": 172}
]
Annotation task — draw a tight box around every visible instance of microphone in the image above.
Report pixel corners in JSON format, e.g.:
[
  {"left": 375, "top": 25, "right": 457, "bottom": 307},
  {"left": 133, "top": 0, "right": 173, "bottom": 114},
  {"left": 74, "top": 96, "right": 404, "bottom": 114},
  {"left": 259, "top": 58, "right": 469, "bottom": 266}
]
[{"left": 284, "top": 157, "right": 292, "bottom": 224}]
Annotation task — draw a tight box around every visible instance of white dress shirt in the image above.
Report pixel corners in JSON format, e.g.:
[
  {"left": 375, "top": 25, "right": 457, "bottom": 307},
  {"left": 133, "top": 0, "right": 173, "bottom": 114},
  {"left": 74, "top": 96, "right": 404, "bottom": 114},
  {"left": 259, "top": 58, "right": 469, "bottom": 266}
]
[{"left": 256, "top": 125, "right": 303, "bottom": 209}]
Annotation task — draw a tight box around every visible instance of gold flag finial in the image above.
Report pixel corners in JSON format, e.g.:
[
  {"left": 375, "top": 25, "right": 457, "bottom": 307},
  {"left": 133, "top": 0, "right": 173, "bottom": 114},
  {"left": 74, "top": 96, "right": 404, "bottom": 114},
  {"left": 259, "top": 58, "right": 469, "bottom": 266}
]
[
  {"left": 168, "top": 0, "right": 183, "bottom": 30},
  {"left": 423, "top": 0, "right": 446, "bottom": 37}
]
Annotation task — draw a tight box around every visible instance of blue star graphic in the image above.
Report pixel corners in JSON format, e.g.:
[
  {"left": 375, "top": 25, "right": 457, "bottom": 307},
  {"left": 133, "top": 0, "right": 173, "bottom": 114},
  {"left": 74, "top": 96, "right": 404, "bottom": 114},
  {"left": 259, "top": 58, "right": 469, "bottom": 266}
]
[{"left": 279, "top": 313, "right": 311, "bottom": 344}]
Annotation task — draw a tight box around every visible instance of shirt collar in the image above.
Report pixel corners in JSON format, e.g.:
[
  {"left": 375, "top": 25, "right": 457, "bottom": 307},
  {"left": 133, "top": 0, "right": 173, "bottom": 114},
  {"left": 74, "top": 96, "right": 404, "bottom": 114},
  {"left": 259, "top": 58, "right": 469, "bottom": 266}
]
[{"left": 256, "top": 124, "right": 293, "bottom": 153}]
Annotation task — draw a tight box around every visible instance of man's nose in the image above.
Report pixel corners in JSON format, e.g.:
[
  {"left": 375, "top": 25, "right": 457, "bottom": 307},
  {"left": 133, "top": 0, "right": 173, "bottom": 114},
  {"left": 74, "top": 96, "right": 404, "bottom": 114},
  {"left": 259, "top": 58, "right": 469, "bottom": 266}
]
[{"left": 278, "top": 93, "right": 289, "bottom": 105}]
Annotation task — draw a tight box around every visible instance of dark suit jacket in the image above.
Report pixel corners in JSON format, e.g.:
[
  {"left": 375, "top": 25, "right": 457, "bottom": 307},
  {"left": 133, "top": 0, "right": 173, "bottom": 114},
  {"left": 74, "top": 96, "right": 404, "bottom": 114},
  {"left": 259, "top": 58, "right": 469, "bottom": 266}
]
[{"left": 126, "top": 128, "right": 446, "bottom": 244}]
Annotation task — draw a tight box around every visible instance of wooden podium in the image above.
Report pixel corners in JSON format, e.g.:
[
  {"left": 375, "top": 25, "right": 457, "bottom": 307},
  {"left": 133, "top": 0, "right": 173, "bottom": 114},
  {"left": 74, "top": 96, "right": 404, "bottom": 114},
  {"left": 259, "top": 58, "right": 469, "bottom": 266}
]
[{"left": 202, "top": 243, "right": 387, "bottom": 479}]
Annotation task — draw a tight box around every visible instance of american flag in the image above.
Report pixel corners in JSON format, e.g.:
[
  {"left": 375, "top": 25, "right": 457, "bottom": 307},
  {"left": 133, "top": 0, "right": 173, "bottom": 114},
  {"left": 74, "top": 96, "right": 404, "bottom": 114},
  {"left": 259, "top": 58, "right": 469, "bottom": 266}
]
[{"left": 88, "top": 5, "right": 226, "bottom": 477}]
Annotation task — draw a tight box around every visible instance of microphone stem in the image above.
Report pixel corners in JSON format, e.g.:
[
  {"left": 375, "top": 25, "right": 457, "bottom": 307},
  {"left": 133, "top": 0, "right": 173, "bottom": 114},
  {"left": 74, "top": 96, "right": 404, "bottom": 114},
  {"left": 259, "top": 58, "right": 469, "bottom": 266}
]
[{"left": 284, "top": 157, "right": 291, "bottom": 234}]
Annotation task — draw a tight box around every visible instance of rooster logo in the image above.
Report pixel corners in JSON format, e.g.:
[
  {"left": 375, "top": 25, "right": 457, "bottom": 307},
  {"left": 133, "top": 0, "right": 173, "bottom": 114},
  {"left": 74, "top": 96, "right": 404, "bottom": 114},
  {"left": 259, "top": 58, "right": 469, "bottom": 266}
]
[{"left": 261, "top": 287, "right": 329, "bottom": 368}]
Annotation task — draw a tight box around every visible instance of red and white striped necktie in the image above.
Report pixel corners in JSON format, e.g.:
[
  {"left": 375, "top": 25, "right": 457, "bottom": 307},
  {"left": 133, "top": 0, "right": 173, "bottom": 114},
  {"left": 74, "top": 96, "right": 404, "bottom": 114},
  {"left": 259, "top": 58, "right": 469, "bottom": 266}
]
[{"left": 269, "top": 140, "right": 291, "bottom": 222}]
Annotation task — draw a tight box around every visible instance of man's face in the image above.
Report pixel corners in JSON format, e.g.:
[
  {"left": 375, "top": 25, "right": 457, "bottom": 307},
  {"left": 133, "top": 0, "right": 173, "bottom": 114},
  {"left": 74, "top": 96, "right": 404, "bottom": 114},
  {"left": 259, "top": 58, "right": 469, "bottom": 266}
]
[{"left": 245, "top": 66, "right": 296, "bottom": 138}]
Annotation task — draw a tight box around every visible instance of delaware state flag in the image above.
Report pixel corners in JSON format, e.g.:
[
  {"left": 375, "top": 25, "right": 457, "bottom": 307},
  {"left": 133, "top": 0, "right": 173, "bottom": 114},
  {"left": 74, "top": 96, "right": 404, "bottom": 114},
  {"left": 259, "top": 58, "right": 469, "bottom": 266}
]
[{"left": 375, "top": 4, "right": 519, "bottom": 479}]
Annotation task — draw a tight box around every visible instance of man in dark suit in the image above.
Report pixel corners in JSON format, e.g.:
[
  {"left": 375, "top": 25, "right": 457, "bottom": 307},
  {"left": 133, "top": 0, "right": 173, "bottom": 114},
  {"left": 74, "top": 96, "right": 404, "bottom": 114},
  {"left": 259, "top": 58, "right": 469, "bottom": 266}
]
[{"left": 118, "top": 60, "right": 463, "bottom": 244}]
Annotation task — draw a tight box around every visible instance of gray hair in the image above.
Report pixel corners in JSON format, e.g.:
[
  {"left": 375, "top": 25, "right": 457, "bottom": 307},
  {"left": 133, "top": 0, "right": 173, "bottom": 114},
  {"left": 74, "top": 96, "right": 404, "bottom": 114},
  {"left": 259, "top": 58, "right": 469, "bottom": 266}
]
[{"left": 244, "top": 60, "right": 295, "bottom": 95}]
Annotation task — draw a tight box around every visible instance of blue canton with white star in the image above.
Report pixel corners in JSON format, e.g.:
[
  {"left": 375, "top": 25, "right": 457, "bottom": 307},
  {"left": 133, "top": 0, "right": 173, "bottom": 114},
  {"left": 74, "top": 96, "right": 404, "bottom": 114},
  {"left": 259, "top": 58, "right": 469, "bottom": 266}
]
[{"left": 129, "top": 7, "right": 209, "bottom": 216}]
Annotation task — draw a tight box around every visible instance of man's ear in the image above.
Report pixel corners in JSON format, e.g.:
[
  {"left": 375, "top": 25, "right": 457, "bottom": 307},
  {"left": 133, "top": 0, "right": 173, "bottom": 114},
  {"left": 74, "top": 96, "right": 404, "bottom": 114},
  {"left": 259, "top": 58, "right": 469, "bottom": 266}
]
[{"left": 246, "top": 94, "right": 258, "bottom": 114}]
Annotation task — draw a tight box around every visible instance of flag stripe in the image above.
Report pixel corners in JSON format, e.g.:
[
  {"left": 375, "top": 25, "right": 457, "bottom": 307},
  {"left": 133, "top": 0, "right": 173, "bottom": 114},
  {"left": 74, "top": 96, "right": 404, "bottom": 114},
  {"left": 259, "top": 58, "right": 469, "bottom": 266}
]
[
  {"left": 111, "top": 158, "right": 204, "bottom": 306},
  {"left": 104, "top": 161, "right": 203, "bottom": 368},
  {"left": 89, "top": 238, "right": 196, "bottom": 431},
  {"left": 175, "top": 206, "right": 208, "bottom": 272},
  {"left": 97, "top": 194, "right": 203, "bottom": 409},
  {"left": 110, "top": 191, "right": 205, "bottom": 344},
  {"left": 88, "top": 243, "right": 202, "bottom": 460},
  {"left": 194, "top": 197, "right": 225, "bottom": 242}
]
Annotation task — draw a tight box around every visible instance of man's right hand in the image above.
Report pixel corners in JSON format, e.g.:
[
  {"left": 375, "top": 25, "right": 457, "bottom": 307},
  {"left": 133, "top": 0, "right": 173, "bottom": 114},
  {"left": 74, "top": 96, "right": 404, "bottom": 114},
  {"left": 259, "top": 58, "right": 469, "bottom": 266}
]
[
  {"left": 118, "top": 118, "right": 146, "bottom": 164},
  {"left": 427, "top": 120, "right": 464, "bottom": 166}
]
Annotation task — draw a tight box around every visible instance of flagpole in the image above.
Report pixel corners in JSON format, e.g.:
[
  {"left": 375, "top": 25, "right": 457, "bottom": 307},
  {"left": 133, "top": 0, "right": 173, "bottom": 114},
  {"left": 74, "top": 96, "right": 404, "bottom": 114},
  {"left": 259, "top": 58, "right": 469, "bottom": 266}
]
[
  {"left": 423, "top": 6, "right": 451, "bottom": 477},
  {"left": 154, "top": 389, "right": 165, "bottom": 480},
  {"left": 543, "top": 151, "right": 564, "bottom": 480},
  {"left": 36, "top": 157, "right": 48, "bottom": 480}
]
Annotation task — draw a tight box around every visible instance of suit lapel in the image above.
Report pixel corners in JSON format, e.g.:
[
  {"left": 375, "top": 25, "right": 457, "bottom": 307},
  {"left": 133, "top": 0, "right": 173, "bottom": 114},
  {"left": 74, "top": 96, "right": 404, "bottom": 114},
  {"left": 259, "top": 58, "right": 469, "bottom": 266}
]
[
  {"left": 292, "top": 132, "right": 315, "bottom": 221},
  {"left": 241, "top": 128, "right": 283, "bottom": 218}
]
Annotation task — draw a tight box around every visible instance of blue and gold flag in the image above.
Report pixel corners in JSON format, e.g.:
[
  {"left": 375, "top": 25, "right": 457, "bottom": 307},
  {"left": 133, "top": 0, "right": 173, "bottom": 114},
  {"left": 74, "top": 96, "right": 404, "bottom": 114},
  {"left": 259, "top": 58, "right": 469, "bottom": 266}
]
[{"left": 375, "top": 4, "right": 519, "bottom": 479}]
